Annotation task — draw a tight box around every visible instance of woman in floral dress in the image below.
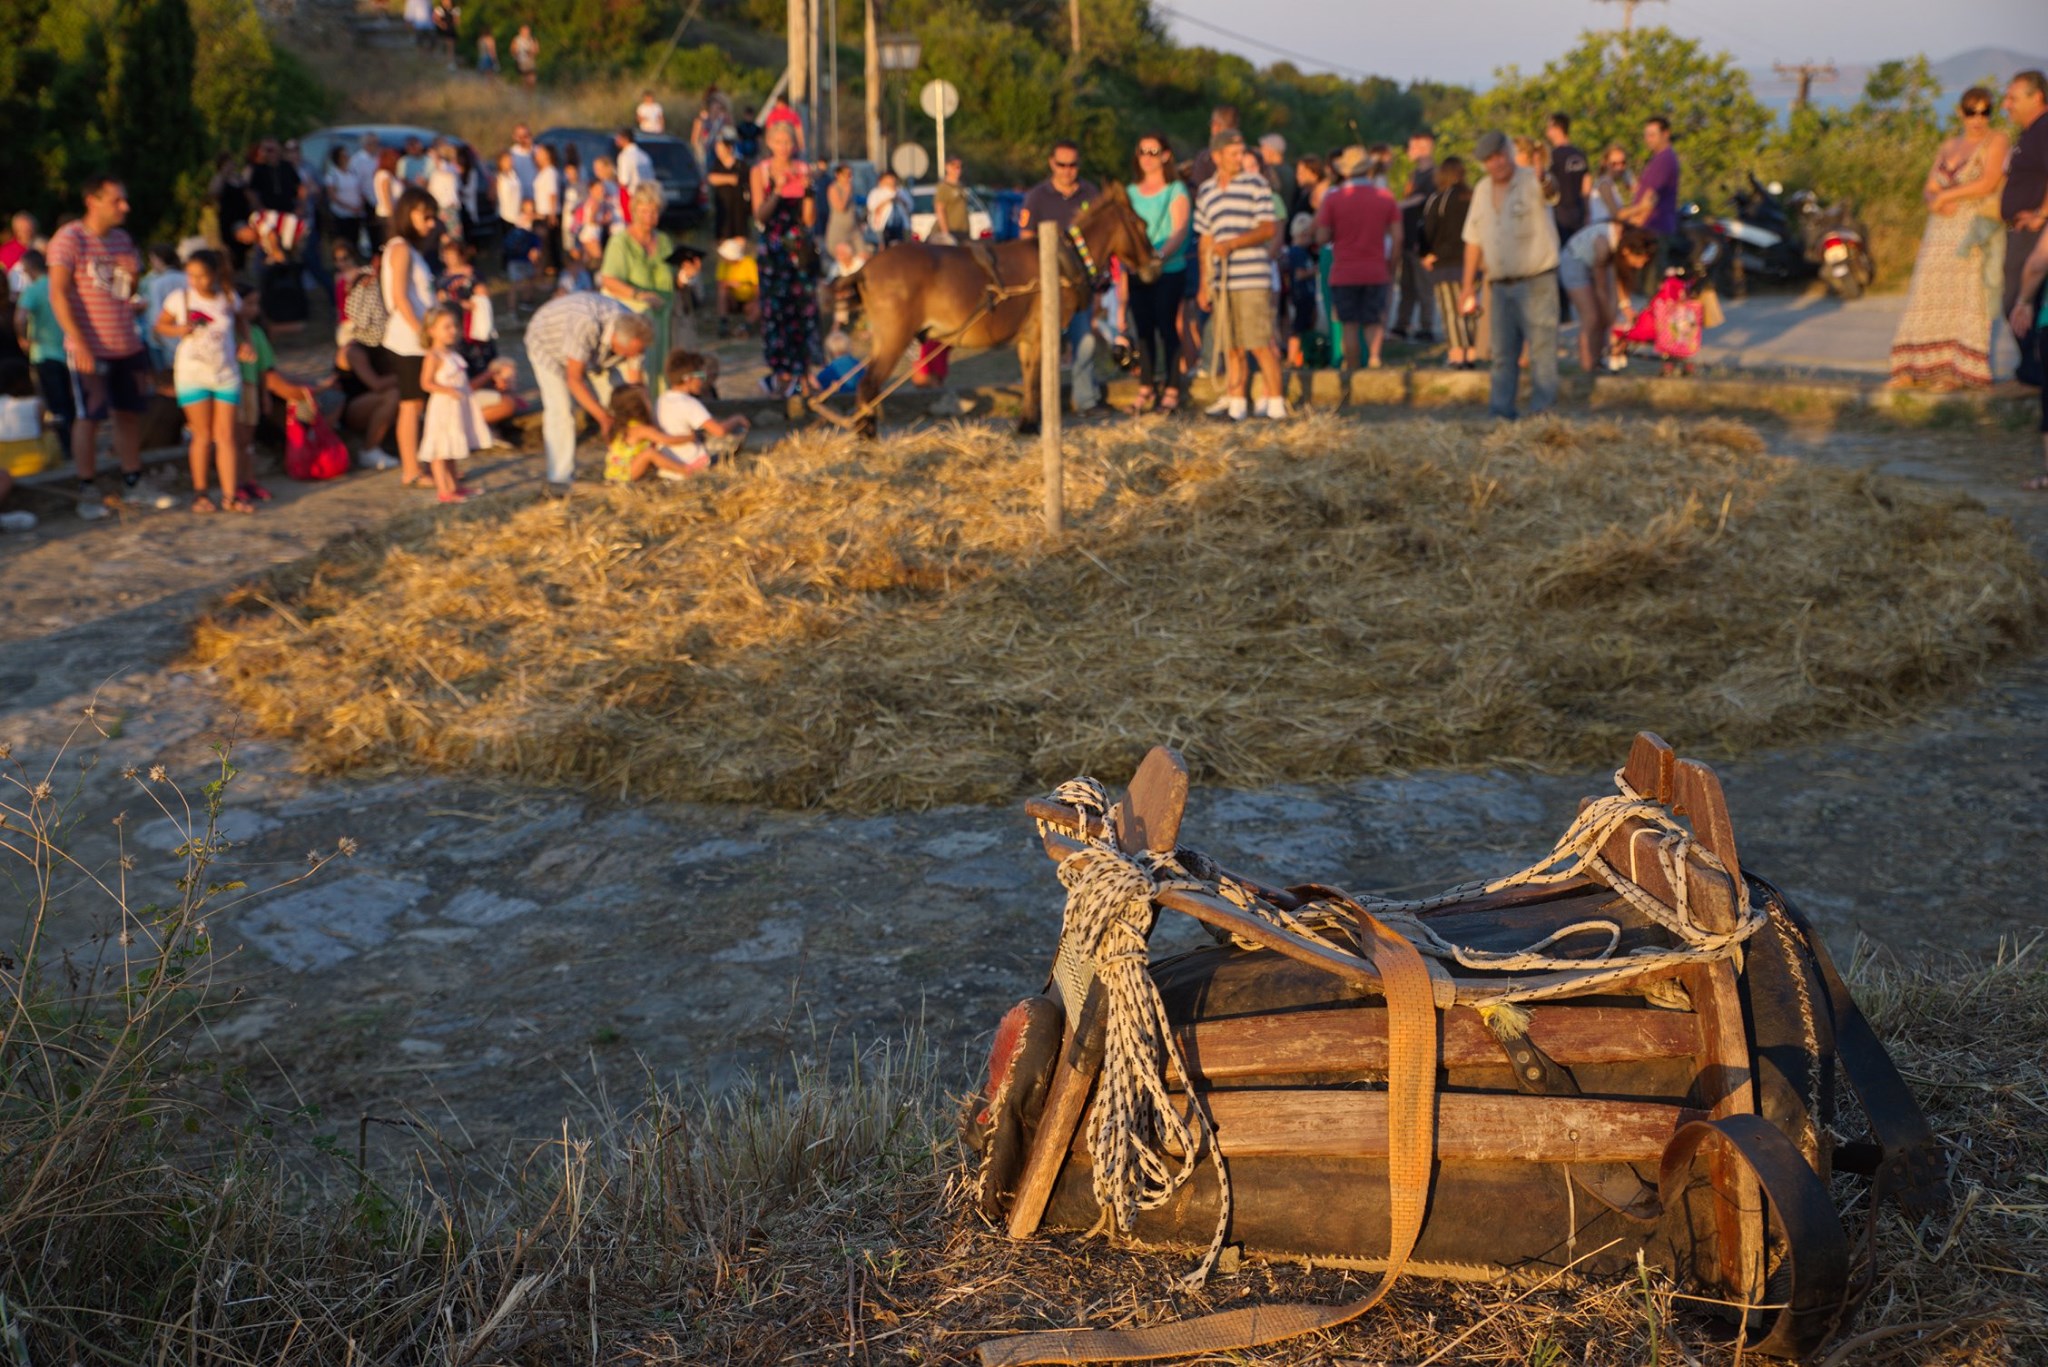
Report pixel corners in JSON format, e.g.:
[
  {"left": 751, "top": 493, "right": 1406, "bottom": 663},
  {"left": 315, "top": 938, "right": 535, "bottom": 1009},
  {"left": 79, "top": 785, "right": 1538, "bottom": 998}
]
[
  {"left": 1889, "top": 87, "right": 2009, "bottom": 389},
  {"left": 750, "top": 120, "right": 819, "bottom": 397}
]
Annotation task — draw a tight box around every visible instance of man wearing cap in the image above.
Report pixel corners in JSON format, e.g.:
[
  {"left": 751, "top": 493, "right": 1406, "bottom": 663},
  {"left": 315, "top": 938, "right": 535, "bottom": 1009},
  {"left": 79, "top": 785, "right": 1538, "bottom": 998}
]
[
  {"left": 1316, "top": 145, "right": 1402, "bottom": 381},
  {"left": 1460, "top": 128, "right": 1560, "bottom": 420},
  {"left": 1195, "top": 128, "right": 1285, "bottom": 420}
]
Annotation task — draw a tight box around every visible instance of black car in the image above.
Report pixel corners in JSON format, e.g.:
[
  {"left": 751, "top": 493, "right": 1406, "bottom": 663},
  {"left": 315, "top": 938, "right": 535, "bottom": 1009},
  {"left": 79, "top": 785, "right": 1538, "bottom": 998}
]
[{"left": 536, "top": 126, "right": 704, "bottom": 231}]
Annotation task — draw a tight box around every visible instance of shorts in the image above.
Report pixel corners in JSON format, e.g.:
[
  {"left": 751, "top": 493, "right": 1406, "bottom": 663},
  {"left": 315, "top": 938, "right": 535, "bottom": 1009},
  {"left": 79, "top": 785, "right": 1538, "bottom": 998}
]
[
  {"left": 1557, "top": 252, "right": 1595, "bottom": 292},
  {"left": 377, "top": 347, "right": 427, "bottom": 402},
  {"left": 71, "top": 350, "right": 154, "bottom": 421},
  {"left": 1219, "top": 288, "right": 1274, "bottom": 352},
  {"left": 1329, "top": 282, "right": 1390, "bottom": 327},
  {"left": 176, "top": 382, "right": 242, "bottom": 408}
]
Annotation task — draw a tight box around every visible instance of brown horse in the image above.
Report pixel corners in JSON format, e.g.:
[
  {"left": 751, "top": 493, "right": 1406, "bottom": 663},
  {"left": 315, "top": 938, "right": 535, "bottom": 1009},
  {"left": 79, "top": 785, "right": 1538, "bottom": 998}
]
[{"left": 844, "top": 183, "right": 1159, "bottom": 436}]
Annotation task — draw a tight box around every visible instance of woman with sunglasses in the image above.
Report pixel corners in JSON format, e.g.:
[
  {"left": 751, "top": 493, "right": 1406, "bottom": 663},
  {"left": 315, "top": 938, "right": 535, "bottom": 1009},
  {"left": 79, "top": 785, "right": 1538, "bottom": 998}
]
[
  {"left": 1889, "top": 87, "right": 2010, "bottom": 389},
  {"left": 1125, "top": 133, "right": 1191, "bottom": 413},
  {"left": 1587, "top": 146, "right": 1633, "bottom": 228}
]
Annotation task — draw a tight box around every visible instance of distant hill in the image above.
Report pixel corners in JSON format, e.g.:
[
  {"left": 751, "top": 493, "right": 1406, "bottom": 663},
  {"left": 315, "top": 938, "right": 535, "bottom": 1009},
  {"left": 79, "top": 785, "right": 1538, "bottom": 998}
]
[{"left": 1747, "top": 46, "right": 2048, "bottom": 115}]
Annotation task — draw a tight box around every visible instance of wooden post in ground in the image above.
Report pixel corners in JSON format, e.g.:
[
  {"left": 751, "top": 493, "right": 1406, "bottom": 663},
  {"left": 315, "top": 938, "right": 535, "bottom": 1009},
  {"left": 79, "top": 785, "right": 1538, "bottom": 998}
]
[{"left": 1039, "top": 224, "right": 1063, "bottom": 536}]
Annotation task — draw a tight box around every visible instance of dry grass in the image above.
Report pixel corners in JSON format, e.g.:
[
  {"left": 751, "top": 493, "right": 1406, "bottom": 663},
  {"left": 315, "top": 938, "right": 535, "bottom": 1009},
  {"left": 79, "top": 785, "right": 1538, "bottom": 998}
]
[
  {"left": 191, "top": 413, "right": 2048, "bottom": 812},
  {"left": 5, "top": 723, "right": 2042, "bottom": 1364}
]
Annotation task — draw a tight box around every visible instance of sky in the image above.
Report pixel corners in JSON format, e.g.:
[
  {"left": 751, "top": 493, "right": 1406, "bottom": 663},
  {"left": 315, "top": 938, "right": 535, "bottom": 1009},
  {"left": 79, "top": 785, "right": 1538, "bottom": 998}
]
[{"left": 1156, "top": 0, "right": 2048, "bottom": 89}]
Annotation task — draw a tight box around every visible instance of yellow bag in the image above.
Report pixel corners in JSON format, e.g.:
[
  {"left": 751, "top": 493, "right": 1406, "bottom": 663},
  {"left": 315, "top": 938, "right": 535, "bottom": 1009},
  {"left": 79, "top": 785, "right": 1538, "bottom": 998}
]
[{"left": 1698, "top": 284, "right": 1726, "bottom": 330}]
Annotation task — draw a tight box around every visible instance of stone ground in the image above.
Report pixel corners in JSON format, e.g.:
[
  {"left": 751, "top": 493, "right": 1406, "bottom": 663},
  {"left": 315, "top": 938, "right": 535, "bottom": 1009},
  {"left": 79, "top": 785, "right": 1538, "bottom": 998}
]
[{"left": 4, "top": 404, "right": 2046, "bottom": 1163}]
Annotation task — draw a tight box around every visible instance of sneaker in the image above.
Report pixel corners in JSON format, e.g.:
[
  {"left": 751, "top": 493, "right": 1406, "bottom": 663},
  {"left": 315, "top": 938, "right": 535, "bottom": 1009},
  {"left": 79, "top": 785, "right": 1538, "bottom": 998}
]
[
  {"left": 540, "top": 481, "right": 572, "bottom": 500},
  {"left": 360, "top": 448, "right": 400, "bottom": 471},
  {"left": 1259, "top": 396, "right": 1289, "bottom": 420},
  {"left": 0, "top": 510, "right": 37, "bottom": 532},
  {"left": 1203, "top": 395, "right": 1248, "bottom": 420},
  {"left": 114, "top": 480, "right": 177, "bottom": 511},
  {"left": 76, "top": 495, "right": 109, "bottom": 522}
]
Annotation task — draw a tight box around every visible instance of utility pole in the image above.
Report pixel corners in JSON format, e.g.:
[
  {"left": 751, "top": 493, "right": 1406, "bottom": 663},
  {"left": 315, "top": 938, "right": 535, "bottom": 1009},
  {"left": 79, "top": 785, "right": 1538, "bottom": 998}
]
[
  {"left": 864, "top": 0, "right": 882, "bottom": 164},
  {"left": 828, "top": 0, "right": 839, "bottom": 161},
  {"left": 788, "top": 0, "right": 809, "bottom": 137},
  {"left": 1773, "top": 61, "right": 1838, "bottom": 111},
  {"left": 1591, "top": 0, "right": 1664, "bottom": 37}
]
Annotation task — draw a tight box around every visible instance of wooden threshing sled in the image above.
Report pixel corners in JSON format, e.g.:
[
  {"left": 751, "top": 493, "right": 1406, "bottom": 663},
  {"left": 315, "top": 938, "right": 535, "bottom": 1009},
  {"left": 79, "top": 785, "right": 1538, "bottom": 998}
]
[{"left": 964, "top": 735, "right": 1944, "bottom": 1364}]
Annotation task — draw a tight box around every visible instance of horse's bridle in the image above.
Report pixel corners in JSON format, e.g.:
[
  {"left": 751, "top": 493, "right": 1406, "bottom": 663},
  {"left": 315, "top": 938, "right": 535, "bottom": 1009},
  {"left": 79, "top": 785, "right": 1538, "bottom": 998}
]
[{"left": 1062, "top": 212, "right": 1111, "bottom": 294}]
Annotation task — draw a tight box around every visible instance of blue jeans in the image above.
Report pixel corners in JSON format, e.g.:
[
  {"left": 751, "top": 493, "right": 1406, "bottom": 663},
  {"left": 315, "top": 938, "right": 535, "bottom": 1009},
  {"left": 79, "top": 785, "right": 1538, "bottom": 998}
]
[
  {"left": 1487, "top": 270, "right": 1560, "bottom": 419},
  {"left": 1064, "top": 304, "right": 1100, "bottom": 411}
]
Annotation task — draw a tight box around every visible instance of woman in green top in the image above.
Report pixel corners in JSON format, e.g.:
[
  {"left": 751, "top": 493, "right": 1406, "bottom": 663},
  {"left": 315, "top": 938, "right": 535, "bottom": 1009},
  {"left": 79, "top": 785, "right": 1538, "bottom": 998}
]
[
  {"left": 601, "top": 183, "right": 677, "bottom": 390},
  {"left": 1124, "top": 131, "right": 1191, "bottom": 413}
]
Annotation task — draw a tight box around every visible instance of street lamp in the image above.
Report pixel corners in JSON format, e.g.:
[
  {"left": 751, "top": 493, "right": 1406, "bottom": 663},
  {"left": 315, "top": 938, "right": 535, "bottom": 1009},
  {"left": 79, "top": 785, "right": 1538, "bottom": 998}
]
[{"left": 877, "top": 32, "right": 921, "bottom": 157}]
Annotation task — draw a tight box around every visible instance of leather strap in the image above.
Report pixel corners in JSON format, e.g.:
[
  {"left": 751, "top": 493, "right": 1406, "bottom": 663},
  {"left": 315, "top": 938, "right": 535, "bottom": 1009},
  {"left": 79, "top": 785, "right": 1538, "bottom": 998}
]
[
  {"left": 1749, "top": 876, "right": 1946, "bottom": 1216},
  {"left": 1658, "top": 1115, "right": 1853, "bottom": 1359},
  {"left": 977, "top": 906, "right": 1438, "bottom": 1366}
]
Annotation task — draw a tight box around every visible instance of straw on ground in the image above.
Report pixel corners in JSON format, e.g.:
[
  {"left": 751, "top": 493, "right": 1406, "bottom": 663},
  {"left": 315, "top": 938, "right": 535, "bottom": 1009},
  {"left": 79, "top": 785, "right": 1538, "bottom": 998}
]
[{"left": 192, "top": 413, "right": 2047, "bottom": 810}]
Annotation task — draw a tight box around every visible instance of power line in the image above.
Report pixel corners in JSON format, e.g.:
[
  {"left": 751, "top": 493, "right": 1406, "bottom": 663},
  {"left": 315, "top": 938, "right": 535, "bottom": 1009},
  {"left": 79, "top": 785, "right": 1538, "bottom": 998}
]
[{"left": 1153, "top": 4, "right": 1384, "bottom": 83}]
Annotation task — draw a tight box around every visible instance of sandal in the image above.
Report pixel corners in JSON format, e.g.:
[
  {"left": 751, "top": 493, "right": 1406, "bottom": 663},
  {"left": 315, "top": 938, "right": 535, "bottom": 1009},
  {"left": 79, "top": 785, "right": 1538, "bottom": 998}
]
[
  {"left": 1159, "top": 387, "right": 1181, "bottom": 414},
  {"left": 437, "top": 489, "right": 471, "bottom": 504},
  {"left": 222, "top": 497, "right": 256, "bottom": 514},
  {"left": 238, "top": 482, "right": 272, "bottom": 503},
  {"left": 190, "top": 493, "right": 217, "bottom": 514},
  {"left": 1130, "top": 383, "right": 1156, "bottom": 415}
]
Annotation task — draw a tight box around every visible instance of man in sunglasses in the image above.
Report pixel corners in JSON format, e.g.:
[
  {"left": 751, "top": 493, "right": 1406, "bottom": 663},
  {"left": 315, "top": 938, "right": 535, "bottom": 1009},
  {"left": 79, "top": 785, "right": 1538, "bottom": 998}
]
[{"left": 1019, "top": 142, "right": 1106, "bottom": 413}]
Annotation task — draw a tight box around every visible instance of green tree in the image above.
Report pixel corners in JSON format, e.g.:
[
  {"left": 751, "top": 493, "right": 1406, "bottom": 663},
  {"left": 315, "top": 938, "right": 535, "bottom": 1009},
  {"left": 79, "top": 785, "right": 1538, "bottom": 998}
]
[
  {"left": 101, "top": 0, "right": 208, "bottom": 238},
  {"left": 0, "top": 0, "right": 60, "bottom": 224},
  {"left": 1761, "top": 57, "right": 1945, "bottom": 288},
  {"left": 1441, "top": 26, "right": 1771, "bottom": 206}
]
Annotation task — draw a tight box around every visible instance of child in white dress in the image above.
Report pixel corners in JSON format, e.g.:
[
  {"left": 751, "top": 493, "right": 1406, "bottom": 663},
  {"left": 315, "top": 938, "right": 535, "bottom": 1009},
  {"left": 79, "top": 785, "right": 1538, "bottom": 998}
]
[{"left": 416, "top": 305, "right": 484, "bottom": 503}]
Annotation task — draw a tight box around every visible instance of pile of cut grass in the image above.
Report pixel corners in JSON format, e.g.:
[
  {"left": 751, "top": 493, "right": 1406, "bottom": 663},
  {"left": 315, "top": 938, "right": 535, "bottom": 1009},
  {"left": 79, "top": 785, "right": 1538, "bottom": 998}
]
[{"left": 191, "top": 413, "right": 2047, "bottom": 810}]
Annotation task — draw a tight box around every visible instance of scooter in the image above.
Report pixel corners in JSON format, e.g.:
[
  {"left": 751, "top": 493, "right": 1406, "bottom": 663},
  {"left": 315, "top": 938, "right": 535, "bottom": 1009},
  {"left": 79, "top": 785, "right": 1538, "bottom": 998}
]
[
  {"left": 1710, "top": 176, "right": 1813, "bottom": 297},
  {"left": 1791, "top": 190, "right": 1875, "bottom": 300}
]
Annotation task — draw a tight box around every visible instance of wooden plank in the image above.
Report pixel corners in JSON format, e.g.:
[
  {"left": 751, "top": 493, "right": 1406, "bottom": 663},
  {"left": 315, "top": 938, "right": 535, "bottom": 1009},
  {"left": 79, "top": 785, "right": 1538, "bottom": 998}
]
[
  {"left": 1669, "top": 756, "right": 1762, "bottom": 1303},
  {"left": 1086, "top": 1091, "right": 1699, "bottom": 1164},
  {"left": 1006, "top": 982, "right": 1107, "bottom": 1239},
  {"left": 1623, "top": 731, "right": 1677, "bottom": 804},
  {"left": 1180, "top": 1005, "right": 1703, "bottom": 1081},
  {"left": 1116, "top": 746, "right": 1188, "bottom": 855}
]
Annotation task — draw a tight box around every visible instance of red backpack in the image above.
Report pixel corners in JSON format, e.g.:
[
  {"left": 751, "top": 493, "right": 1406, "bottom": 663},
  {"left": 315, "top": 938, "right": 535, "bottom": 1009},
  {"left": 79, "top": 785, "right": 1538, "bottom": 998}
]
[{"left": 284, "top": 411, "right": 350, "bottom": 481}]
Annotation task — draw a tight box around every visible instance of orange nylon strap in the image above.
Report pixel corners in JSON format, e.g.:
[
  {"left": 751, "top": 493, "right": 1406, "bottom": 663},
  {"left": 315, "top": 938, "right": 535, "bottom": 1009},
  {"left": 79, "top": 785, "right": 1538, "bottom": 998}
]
[{"left": 977, "top": 908, "right": 1438, "bottom": 1366}]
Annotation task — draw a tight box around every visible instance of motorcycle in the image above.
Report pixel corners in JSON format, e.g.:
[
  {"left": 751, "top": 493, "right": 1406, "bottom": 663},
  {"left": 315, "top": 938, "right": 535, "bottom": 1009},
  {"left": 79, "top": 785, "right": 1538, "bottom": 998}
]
[
  {"left": 1706, "top": 176, "right": 1812, "bottom": 297},
  {"left": 1791, "top": 190, "right": 1875, "bottom": 300}
]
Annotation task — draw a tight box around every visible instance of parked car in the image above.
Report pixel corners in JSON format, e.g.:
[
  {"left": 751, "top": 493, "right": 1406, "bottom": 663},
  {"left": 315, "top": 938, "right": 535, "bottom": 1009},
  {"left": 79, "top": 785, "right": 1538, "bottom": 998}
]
[
  {"left": 910, "top": 184, "right": 994, "bottom": 241},
  {"left": 537, "top": 126, "right": 704, "bottom": 230},
  {"left": 298, "top": 124, "right": 472, "bottom": 180}
]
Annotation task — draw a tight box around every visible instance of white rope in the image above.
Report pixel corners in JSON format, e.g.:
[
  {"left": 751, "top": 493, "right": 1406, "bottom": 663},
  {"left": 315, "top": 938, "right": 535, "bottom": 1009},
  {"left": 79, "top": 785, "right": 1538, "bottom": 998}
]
[{"left": 1043, "top": 779, "right": 1232, "bottom": 1289}]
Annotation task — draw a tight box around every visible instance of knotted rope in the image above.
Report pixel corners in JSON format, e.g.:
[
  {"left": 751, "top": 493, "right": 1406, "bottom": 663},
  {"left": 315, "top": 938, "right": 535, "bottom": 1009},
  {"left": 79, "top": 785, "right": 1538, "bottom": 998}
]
[{"left": 1043, "top": 778, "right": 1233, "bottom": 1289}]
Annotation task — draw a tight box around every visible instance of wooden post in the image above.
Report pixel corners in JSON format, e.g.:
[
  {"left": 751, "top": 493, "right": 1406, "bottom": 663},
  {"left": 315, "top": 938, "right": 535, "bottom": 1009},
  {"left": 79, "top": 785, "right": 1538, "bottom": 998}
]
[
  {"left": 1039, "top": 223, "right": 1063, "bottom": 537},
  {"left": 863, "top": 0, "right": 882, "bottom": 165}
]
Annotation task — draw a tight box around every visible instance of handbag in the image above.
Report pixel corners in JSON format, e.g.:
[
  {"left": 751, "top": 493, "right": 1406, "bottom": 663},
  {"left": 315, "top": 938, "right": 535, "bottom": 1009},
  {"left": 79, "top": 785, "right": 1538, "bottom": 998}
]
[{"left": 284, "top": 411, "right": 350, "bottom": 481}]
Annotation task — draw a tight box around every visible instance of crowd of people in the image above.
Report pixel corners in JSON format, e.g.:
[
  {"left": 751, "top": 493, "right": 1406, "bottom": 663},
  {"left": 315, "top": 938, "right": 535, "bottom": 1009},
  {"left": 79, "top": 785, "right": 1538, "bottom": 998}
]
[
  {"left": 5, "top": 67, "right": 2047, "bottom": 531},
  {"left": 1017, "top": 104, "right": 1683, "bottom": 423}
]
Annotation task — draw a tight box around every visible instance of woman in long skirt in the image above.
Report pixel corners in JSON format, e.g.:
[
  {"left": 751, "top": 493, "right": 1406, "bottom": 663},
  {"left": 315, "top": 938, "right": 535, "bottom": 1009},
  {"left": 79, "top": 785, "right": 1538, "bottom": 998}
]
[{"left": 1888, "top": 88, "right": 2009, "bottom": 389}]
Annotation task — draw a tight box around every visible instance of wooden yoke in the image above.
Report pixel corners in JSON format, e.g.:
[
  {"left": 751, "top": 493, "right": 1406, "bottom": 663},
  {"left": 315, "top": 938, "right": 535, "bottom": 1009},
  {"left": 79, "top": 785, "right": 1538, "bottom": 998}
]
[{"left": 1007, "top": 748, "right": 1189, "bottom": 1240}]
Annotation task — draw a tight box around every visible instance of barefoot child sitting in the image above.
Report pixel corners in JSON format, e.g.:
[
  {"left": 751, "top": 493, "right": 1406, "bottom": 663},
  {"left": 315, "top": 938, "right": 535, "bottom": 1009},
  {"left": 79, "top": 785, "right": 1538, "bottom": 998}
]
[
  {"left": 656, "top": 348, "right": 750, "bottom": 468},
  {"left": 605, "top": 384, "right": 709, "bottom": 484}
]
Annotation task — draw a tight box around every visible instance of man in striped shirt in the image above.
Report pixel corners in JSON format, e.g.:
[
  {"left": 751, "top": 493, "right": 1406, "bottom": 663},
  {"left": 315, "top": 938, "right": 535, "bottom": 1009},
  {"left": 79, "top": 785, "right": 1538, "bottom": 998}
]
[
  {"left": 523, "top": 291, "right": 655, "bottom": 494},
  {"left": 1194, "top": 130, "right": 1284, "bottom": 420}
]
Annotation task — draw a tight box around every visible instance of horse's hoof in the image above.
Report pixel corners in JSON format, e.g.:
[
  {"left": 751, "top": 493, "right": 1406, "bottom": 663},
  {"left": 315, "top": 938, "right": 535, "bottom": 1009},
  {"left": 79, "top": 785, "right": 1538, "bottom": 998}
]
[{"left": 1016, "top": 419, "right": 1041, "bottom": 438}]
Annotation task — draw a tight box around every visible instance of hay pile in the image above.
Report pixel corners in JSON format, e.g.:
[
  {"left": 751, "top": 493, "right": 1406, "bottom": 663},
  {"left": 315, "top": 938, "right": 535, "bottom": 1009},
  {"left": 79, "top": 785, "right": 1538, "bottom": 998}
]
[{"left": 193, "top": 414, "right": 2047, "bottom": 810}]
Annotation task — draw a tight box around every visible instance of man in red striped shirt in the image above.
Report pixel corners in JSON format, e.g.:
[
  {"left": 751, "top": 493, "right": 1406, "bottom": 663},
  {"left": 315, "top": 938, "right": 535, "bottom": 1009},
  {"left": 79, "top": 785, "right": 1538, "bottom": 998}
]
[{"left": 48, "top": 174, "right": 168, "bottom": 516}]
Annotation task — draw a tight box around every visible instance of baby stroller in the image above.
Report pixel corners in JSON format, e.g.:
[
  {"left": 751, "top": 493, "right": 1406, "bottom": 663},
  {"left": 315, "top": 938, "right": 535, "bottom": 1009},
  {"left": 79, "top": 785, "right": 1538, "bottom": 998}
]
[{"left": 1616, "top": 268, "right": 1712, "bottom": 377}]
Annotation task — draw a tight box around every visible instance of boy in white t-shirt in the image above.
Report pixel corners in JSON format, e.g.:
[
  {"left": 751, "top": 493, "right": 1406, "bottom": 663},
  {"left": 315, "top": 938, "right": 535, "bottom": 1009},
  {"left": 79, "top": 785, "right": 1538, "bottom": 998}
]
[{"left": 654, "top": 348, "right": 748, "bottom": 475}]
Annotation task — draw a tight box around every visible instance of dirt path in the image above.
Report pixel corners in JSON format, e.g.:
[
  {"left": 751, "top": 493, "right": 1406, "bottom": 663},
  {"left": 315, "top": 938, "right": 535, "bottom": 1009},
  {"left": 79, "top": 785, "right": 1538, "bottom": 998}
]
[{"left": 4, "top": 410, "right": 2044, "bottom": 1157}]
